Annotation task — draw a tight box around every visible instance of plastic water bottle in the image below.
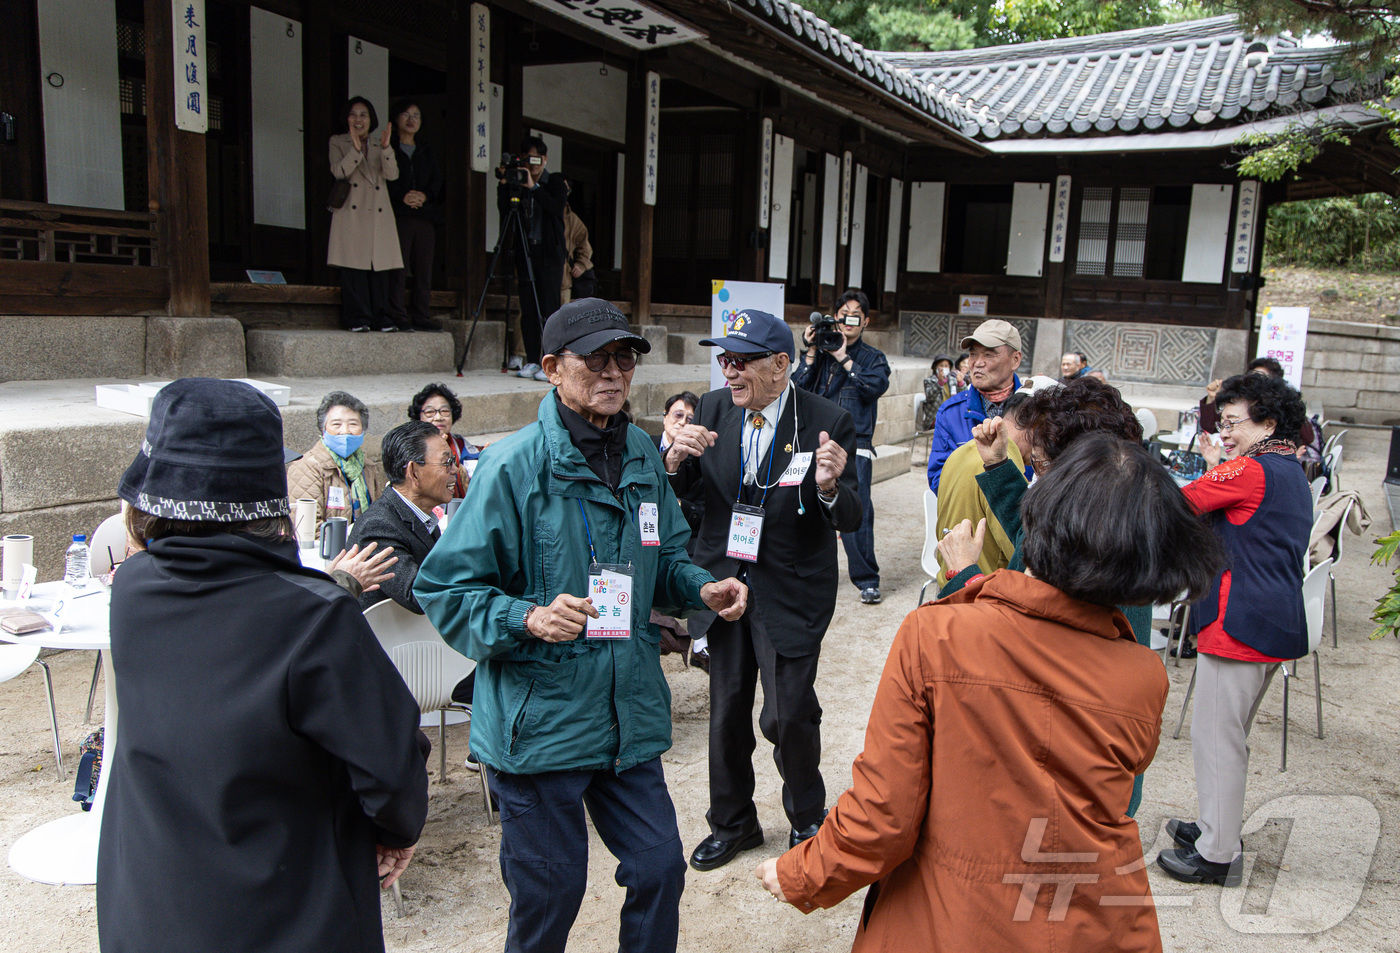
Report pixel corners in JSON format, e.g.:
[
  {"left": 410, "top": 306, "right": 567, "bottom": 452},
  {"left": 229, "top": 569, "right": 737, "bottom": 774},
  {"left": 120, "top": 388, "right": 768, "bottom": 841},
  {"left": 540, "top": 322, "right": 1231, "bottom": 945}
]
[{"left": 64, "top": 534, "right": 90, "bottom": 587}]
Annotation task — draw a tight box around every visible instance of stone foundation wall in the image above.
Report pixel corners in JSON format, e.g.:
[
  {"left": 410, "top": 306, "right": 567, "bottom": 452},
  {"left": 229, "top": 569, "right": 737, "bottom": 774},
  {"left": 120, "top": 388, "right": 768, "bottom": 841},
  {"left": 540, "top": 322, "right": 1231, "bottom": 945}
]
[{"left": 1302, "top": 318, "right": 1400, "bottom": 426}]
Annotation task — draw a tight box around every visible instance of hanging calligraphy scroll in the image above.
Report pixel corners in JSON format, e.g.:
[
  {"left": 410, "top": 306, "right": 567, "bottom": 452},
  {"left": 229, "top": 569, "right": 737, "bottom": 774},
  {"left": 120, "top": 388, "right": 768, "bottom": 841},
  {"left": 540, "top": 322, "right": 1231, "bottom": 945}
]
[
  {"left": 644, "top": 71, "right": 659, "bottom": 206},
  {"left": 1049, "top": 175, "right": 1071, "bottom": 264},
  {"left": 470, "top": 4, "right": 490, "bottom": 173},
  {"left": 525, "top": 0, "right": 702, "bottom": 49},
  {"left": 758, "top": 117, "right": 772, "bottom": 230},
  {"left": 1231, "top": 180, "right": 1260, "bottom": 274},
  {"left": 173, "top": 0, "right": 207, "bottom": 133}
]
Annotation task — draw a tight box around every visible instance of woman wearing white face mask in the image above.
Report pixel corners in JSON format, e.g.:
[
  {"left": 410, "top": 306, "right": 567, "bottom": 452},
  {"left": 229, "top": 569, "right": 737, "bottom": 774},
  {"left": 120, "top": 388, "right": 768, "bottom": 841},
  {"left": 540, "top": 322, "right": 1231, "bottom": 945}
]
[{"left": 288, "top": 390, "right": 387, "bottom": 530}]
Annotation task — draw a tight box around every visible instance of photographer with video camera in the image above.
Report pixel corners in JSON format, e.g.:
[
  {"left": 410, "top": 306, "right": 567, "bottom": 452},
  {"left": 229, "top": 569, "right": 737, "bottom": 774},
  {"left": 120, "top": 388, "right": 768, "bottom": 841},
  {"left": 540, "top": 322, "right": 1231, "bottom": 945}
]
[
  {"left": 792, "top": 289, "right": 890, "bottom": 604},
  {"left": 496, "top": 136, "right": 567, "bottom": 382}
]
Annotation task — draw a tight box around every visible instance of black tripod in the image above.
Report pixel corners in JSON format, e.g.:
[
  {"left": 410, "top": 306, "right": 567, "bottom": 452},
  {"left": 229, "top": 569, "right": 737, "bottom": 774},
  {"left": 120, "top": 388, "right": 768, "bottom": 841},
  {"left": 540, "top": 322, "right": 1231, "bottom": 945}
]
[{"left": 457, "top": 192, "right": 543, "bottom": 376}]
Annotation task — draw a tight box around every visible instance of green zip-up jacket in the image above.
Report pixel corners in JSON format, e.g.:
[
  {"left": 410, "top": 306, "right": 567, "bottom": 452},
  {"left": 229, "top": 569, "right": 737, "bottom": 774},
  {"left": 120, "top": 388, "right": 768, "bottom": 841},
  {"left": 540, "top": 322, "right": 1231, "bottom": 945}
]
[{"left": 414, "top": 392, "right": 715, "bottom": 775}]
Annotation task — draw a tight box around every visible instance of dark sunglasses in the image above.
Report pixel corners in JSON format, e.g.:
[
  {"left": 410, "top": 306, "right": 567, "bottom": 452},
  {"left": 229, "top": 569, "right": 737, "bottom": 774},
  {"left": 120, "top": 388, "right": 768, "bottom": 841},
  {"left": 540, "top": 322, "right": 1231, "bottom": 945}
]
[
  {"left": 563, "top": 348, "right": 639, "bottom": 373},
  {"left": 717, "top": 352, "right": 773, "bottom": 372}
]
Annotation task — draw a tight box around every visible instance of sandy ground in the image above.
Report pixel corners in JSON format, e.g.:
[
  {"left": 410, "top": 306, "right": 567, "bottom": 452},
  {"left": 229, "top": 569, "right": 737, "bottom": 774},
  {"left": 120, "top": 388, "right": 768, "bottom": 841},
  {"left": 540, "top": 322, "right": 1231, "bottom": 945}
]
[{"left": 2, "top": 430, "right": 1398, "bottom": 952}]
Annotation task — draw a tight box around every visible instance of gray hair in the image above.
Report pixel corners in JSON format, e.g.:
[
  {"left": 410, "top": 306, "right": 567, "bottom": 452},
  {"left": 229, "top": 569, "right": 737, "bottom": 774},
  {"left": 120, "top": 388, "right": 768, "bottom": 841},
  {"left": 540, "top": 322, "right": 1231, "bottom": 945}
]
[{"left": 316, "top": 390, "right": 370, "bottom": 432}]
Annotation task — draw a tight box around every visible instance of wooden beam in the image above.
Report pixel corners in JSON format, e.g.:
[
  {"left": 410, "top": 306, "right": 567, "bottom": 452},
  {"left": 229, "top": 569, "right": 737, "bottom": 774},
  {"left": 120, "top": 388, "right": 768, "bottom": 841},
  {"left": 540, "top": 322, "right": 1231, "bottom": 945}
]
[
  {"left": 302, "top": 0, "right": 344, "bottom": 286},
  {"left": 622, "top": 61, "right": 654, "bottom": 325},
  {"left": 0, "top": 260, "right": 170, "bottom": 298},
  {"left": 146, "top": 0, "right": 211, "bottom": 315}
]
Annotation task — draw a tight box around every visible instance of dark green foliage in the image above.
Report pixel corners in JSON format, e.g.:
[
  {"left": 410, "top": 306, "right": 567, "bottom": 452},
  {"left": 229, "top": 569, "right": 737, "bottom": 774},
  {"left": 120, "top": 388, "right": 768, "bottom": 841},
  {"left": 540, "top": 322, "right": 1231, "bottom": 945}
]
[{"left": 1264, "top": 194, "right": 1400, "bottom": 271}]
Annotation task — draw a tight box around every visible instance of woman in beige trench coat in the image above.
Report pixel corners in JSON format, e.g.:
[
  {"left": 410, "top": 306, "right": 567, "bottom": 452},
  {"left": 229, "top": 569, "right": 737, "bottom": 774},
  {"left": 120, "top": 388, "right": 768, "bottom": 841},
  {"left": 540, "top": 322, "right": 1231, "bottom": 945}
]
[{"left": 329, "top": 97, "right": 403, "bottom": 332}]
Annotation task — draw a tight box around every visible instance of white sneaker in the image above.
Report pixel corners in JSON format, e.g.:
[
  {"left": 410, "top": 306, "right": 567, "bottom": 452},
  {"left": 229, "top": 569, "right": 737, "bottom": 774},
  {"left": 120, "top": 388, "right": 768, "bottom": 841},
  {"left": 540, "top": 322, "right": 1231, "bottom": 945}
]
[
  {"left": 533, "top": 368, "right": 550, "bottom": 382},
  {"left": 506, "top": 355, "right": 524, "bottom": 371},
  {"left": 516, "top": 362, "right": 542, "bottom": 379}
]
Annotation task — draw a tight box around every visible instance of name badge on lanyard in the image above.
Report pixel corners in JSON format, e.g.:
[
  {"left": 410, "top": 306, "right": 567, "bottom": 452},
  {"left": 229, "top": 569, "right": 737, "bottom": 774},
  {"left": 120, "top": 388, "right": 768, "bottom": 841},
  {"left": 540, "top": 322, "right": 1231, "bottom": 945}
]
[
  {"left": 638, "top": 502, "right": 660, "bottom": 546},
  {"left": 586, "top": 562, "right": 633, "bottom": 639},
  {"left": 726, "top": 503, "right": 765, "bottom": 562},
  {"left": 327, "top": 486, "right": 347, "bottom": 510}
]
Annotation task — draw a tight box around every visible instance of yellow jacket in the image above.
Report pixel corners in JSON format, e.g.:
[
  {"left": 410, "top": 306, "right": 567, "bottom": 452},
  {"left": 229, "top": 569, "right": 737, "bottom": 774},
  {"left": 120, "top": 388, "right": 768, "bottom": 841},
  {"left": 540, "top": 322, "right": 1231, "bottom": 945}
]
[{"left": 935, "top": 439, "right": 1022, "bottom": 576}]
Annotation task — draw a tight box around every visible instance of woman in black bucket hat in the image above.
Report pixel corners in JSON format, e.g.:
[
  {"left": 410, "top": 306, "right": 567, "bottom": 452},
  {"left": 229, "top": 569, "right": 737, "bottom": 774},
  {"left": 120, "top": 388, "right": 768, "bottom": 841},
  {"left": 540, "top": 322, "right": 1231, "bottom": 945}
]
[{"left": 97, "top": 378, "right": 429, "bottom": 953}]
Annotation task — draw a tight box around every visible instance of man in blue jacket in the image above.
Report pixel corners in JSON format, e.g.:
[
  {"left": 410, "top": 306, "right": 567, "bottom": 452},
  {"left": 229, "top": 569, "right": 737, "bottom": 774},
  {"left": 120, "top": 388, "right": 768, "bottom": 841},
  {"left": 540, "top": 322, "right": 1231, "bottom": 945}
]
[
  {"left": 415, "top": 299, "right": 747, "bottom": 953},
  {"left": 926, "top": 319, "right": 1023, "bottom": 492}
]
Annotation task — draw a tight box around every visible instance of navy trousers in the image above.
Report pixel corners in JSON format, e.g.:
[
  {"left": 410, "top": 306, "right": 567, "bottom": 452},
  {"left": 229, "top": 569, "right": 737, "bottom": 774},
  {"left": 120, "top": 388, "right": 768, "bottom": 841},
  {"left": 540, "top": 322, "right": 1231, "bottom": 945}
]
[
  {"left": 487, "top": 757, "right": 686, "bottom": 953},
  {"left": 841, "top": 450, "right": 879, "bottom": 590}
]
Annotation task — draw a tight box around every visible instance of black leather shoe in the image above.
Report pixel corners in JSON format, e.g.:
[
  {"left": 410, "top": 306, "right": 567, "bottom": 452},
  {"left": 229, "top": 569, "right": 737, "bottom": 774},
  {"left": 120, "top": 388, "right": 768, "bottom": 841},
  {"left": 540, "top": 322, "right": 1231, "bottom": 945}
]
[
  {"left": 689, "top": 827, "right": 763, "bottom": 871},
  {"left": 1156, "top": 847, "right": 1242, "bottom": 886},
  {"left": 1176, "top": 635, "right": 1198, "bottom": 659},
  {"left": 1165, "top": 819, "right": 1200, "bottom": 850},
  {"left": 689, "top": 649, "right": 710, "bottom": 674},
  {"left": 790, "top": 809, "right": 828, "bottom": 848}
]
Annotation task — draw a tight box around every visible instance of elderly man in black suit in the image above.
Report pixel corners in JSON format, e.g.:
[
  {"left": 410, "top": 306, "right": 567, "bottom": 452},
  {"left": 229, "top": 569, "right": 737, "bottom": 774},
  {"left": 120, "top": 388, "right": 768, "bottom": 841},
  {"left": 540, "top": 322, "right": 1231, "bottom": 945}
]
[
  {"left": 347, "top": 420, "right": 457, "bottom": 613},
  {"left": 663, "top": 309, "right": 862, "bottom": 872}
]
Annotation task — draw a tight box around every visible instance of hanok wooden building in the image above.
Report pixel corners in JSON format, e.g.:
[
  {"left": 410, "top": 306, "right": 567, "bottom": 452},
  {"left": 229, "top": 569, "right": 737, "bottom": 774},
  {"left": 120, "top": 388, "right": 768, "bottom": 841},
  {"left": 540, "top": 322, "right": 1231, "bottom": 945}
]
[{"left": 0, "top": 3, "right": 1392, "bottom": 386}]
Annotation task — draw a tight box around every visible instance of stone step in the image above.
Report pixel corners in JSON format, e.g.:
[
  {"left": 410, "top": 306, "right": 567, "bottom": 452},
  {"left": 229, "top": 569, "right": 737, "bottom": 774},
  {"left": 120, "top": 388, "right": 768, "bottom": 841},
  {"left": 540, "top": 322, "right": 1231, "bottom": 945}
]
[
  {"left": 247, "top": 328, "right": 456, "bottom": 378},
  {"left": 870, "top": 444, "right": 910, "bottom": 485},
  {"left": 668, "top": 333, "right": 713, "bottom": 365}
]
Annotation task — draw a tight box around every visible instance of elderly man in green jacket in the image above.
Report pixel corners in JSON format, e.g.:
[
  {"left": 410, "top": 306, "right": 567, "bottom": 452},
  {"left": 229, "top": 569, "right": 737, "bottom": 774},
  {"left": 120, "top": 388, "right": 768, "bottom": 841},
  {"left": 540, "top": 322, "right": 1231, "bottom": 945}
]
[{"left": 415, "top": 298, "right": 747, "bottom": 953}]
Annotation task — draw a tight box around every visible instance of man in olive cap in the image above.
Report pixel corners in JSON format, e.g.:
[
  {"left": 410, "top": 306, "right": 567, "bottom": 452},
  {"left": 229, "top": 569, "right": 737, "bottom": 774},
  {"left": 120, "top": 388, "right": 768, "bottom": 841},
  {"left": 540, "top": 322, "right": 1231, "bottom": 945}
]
[{"left": 925, "top": 319, "right": 1023, "bottom": 492}]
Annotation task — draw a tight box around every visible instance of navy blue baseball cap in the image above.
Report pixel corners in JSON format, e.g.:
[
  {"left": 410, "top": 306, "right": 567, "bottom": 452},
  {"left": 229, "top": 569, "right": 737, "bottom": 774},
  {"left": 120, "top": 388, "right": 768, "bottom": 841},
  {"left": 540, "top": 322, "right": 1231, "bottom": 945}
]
[{"left": 699, "top": 310, "right": 795, "bottom": 360}]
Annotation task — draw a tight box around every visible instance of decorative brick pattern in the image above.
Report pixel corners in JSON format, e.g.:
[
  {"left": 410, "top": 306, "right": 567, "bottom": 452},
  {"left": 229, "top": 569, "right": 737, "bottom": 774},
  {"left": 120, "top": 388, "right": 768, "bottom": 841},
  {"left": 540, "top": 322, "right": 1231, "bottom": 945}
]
[
  {"left": 1064, "top": 320, "right": 1215, "bottom": 386},
  {"left": 901, "top": 311, "right": 1036, "bottom": 377}
]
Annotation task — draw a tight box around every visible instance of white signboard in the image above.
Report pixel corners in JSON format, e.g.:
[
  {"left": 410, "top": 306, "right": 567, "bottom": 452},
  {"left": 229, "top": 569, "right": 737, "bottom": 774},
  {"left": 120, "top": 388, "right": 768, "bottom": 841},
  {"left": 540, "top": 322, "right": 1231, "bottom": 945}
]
[
  {"left": 958, "top": 295, "right": 988, "bottom": 316},
  {"left": 470, "top": 4, "right": 491, "bottom": 173},
  {"left": 1049, "top": 175, "right": 1071, "bottom": 263},
  {"left": 758, "top": 118, "right": 773, "bottom": 229},
  {"left": 1232, "top": 179, "right": 1260, "bottom": 273},
  {"left": 710, "top": 280, "right": 786, "bottom": 392},
  {"left": 173, "top": 1, "right": 208, "bottom": 133},
  {"left": 1257, "top": 306, "right": 1309, "bottom": 390},
  {"left": 526, "top": 0, "right": 702, "bottom": 48},
  {"left": 644, "top": 71, "right": 659, "bottom": 206}
]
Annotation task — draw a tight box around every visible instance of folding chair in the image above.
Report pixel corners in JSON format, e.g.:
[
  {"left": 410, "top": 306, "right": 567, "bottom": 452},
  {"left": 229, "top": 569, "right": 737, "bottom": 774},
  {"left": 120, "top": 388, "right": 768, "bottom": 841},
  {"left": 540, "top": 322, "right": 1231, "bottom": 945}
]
[{"left": 0, "top": 644, "right": 64, "bottom": 780}]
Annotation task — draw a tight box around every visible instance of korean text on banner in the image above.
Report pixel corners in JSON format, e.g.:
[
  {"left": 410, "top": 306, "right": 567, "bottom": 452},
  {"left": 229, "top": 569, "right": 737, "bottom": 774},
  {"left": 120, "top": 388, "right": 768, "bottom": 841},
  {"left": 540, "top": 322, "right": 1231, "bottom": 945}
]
[{"left": 1257, "top": 306, "right": 1309, "bottom": 390}]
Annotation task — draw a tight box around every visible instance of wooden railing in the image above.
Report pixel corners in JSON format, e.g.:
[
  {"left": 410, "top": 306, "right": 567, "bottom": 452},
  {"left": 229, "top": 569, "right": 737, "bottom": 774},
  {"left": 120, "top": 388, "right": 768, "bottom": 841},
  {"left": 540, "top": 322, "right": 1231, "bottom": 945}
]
[{"left": 0, "top": 200, "right": 159, "bottom": 268}]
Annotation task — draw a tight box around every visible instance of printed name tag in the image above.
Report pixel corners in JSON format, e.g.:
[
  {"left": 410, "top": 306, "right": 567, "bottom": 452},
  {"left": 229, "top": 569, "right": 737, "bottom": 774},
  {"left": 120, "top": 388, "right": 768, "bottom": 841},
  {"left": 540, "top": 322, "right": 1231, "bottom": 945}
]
[
  {"left": 778, "top": 452, "right": 813, "bottom": 487},
  {"left": 465, "top": 459, "right": 479, "bottom": 478},
  {"left": 726, "top": 504, "right": 765, "bottom": 562},
  {"left": 326, "top": 486, "right": 347, "bottom": 510},
  {"left": 638, "top": 502, "right": 660, "bottom": 546},
  {"left": 587, "top": 563, "right": 633, "bottom": 639}
]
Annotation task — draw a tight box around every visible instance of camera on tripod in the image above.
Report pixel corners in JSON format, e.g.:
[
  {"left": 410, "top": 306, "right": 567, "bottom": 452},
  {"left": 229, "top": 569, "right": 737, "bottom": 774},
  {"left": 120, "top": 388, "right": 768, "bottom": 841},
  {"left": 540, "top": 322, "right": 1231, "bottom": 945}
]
[
  {"left": 808, "top": 312, "right": 845, "bottom": 352},
  {"left": 496, "top": 152, "right": 541, "bottom": 191}
]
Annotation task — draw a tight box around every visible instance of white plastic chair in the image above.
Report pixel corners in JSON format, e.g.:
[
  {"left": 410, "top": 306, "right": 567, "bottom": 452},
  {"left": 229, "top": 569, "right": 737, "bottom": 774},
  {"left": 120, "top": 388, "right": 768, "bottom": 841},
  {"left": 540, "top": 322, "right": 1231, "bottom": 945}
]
[
  {"left": 1173, "top": 559, "right": 1327, "bottom": 773},
  {"left": 1135, "top": 408, "right": 1159, "bottom": 440},
  {"left": 87, "top": 513, "right": 128, "bottom": 578},
  {"left": 918, "top": 489, "right": 940, "bottom": 604},
  {"left": 1324, "top": 444, "right": 1344, "bottom": 492},
  {"left": 1152, "top": 596, "right": 1191, "bottom": 667},
  {"left": 77, "top": 513, "right": 128, "bottom": 724},
  {"left": 1321, "top": 428, "right": 1347, "bottom": 461},
  {"left": 1310, "top": 477, "right": 1327, "bottom": 511},
  {"left": 0, "top": 644, "right": 64, "bottom": 780}
]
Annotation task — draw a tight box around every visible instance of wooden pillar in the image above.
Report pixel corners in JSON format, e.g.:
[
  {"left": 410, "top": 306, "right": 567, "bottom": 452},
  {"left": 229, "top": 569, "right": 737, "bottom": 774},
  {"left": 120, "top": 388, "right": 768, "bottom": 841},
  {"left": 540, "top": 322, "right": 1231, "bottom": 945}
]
[
  {"left": 145, "top": 0, "right": 210, "bottom": 315},
  {"left": 301, "top": 0, "right": 343, "bottom": 286},
  {"left": 621, "top": 61, "right": 653, "bottom": 323},
  {"left": 0, "top": 0, "right": 46, "bottom": 201}
]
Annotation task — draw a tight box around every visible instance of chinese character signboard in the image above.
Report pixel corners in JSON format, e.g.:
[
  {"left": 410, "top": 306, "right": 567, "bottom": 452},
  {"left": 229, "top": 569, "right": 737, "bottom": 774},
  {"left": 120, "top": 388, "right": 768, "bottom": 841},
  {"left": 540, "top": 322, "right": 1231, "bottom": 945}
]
[
  {"left": 1049, "top": 175, "right": 1071, "bottom": 263},
  {"left": 758, "top": 117, "right": 772, "bottom": 230},
  {"left": 526, "top": 0, "right": 702, "bottom": 48},
  {"left": 173, "top": 1, "right": 207, "bottom": 133},
  {"left": 644, "top": 71, "right": 659, "bottom": 206},
  {"left": 470, "top": 4, "right": 490, "bottom": 173},
  {"left": 1231, "top": 179, "right": 1259, "bottom": 274},
  {"left": 1257, "top": 305, "right": 1309, "bottom": 389}
]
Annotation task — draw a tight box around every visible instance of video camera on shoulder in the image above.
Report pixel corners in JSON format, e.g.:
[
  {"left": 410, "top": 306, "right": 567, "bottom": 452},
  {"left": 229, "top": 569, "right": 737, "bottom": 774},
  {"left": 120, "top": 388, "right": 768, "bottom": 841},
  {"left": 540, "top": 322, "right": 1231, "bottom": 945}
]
[
  {"left": 495, "top": 151, "right": 541, "bottom": 190},
  {"left": 808, "top": 312, "right": 844, "bottom": 352}
]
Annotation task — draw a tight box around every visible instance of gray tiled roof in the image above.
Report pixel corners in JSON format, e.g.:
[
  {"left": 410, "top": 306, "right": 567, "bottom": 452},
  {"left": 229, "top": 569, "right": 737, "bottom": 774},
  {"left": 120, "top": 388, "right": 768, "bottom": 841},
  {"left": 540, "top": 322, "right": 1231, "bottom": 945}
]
[
  {"left": 717, "top": 0, "right": 976, "bottom": 129},
  {"left": 879, "top": 16, "right": 1361, "bottom": 140}
]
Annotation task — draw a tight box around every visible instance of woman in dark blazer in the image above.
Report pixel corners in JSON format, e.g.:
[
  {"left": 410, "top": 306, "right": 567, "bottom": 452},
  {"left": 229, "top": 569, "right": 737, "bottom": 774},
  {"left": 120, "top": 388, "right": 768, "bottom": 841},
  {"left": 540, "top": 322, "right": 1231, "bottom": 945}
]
[
  {"left": 1158, "top": 373, "right": 1312, "bottom": 887},
  {"left": 386, "top": 98, "right": 444, "bottom": 331},
  {"left": 97, "top": 378, "right": 428, "bottom": 953}
]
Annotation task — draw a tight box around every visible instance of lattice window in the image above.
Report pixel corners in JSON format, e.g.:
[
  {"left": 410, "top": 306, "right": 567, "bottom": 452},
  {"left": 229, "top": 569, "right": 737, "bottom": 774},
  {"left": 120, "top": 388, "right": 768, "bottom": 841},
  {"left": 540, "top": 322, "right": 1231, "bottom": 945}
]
[
  {"left": 1075, "top": 187, "right": 1112, "bottom": 276},
  {"left": 209, "top": 97, "right": 222, "bottom": 131},
  {"left": 1113, "top": 187, "right": 1150, "bottom": 277},
  {"left": 117, "top": 20, "right": 145, "bottom": 58}
]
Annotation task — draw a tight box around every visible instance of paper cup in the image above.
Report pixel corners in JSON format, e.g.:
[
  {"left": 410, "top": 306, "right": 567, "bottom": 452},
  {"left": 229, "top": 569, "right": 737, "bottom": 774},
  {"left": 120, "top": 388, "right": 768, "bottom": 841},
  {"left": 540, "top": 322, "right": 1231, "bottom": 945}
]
[{"left": 3, "top": 535, "right": 34, "bottom": 591}]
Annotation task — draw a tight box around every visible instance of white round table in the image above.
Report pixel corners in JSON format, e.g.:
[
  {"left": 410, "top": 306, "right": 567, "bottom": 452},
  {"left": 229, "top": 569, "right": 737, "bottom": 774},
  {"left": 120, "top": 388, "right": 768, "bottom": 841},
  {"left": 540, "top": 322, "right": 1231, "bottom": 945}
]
[{"left": 1, "top": 582, "right": 114, "bottom": 885}]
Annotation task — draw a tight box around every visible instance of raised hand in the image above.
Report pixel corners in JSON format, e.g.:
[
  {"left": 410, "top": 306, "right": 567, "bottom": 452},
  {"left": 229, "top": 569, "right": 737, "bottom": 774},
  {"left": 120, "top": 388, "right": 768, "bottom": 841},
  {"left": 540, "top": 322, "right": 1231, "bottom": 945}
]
[
  {"left": 936, "top": 518, "right": 986, "bottom": 579},
  {"left": 380, "top": 124, "right": 393, "bottom": 150},
  {"left": 663, "top": 423, "right": 719, "bottom": 473},
  {"left": 971, "top": 417, "right": 1009, "bottom": 469},
  {"left": 814, "top": 430, "right": 846, "bottom": 494}
]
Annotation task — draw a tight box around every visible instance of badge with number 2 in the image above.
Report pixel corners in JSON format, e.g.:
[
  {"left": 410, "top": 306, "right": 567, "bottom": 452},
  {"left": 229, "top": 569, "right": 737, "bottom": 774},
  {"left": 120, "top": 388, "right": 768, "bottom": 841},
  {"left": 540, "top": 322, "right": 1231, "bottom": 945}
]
[
  {"left": 586, "top": 563, "right": 633, "bottom": 639},
  {"left": 638, "top": 502, "right": 660, "bottom": 546}
]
